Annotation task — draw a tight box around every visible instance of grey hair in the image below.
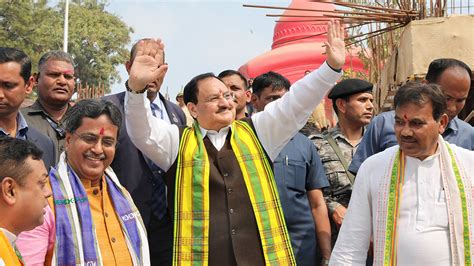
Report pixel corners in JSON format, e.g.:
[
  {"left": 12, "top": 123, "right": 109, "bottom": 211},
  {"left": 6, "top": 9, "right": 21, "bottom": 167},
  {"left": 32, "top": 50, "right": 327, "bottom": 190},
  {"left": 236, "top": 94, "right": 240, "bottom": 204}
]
[{"left": 38, "top": 50, "right": 75, "bottom": 70}]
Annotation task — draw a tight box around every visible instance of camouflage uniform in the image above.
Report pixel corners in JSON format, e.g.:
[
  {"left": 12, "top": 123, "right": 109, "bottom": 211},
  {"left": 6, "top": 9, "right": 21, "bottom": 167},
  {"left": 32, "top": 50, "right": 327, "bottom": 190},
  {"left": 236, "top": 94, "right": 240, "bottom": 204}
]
[{"left": 311, "top": 124, "right": 361, "bottom": 245}]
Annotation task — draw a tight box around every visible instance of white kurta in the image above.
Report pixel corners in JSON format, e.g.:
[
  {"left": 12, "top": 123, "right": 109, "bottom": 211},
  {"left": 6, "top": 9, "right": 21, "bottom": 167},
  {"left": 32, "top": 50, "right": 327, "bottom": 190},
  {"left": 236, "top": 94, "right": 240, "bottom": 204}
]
[
  {"left": 330, "top": 142, "right": 474, "bottom": 266},
  {"left": 124, "top": 62, "right": 342, "bottom": 170}
]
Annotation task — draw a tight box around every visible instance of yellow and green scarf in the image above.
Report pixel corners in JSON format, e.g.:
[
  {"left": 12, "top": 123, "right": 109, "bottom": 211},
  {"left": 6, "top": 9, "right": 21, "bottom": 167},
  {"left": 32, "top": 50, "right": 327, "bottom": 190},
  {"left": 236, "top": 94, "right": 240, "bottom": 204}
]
[
  {"left": 0, "top": 231, "right": 23, "bottom": 266},
  {"left": 172, "top": 121, "right": 295, "bottom": 265},
  {"left": 378, "top": 137, "right": 473, "bottom": 265}
]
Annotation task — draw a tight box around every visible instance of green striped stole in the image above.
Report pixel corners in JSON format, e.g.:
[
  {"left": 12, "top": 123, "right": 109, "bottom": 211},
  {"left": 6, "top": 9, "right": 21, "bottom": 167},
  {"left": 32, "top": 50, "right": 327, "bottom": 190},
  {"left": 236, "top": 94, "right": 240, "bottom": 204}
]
[{"left": 172, "top": 121, "right": 295, "bottom": 265}]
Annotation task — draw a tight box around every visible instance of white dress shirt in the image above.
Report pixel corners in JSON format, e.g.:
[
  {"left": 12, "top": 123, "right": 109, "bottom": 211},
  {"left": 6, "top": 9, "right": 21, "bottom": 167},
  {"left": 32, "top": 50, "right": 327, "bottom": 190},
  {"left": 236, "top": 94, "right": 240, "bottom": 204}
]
[
  {"left": 125, "top": 62, "right": 341, "bottom": 172},
  {"left": 330, "top": 144, "right": 474, "bottom": 266},
  {"left": 200, "top": 126, "right": 231, "bottom": 151},
  {"left": 153, "top": 96, "right": 171, "bottom": 124}
]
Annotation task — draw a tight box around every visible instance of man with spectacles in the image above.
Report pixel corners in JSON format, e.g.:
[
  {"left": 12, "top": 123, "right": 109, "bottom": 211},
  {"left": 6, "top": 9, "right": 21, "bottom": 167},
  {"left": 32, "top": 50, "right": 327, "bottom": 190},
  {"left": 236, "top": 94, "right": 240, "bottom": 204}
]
[
  {"left": 16, "top": 99, "right": 150, "bottom": 265},
  {"left": 125, "top": 21, "right": 345, "bottom": 265},
  {"left": 21, "top": 50, "right": 76, "bottom": 163}
]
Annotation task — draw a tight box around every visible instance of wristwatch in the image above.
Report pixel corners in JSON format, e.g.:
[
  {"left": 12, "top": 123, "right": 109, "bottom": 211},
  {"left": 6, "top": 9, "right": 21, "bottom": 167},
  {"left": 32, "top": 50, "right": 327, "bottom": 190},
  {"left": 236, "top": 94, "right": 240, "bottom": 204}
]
[
  {"left": 125, "top": 80, "right": 147, "bottom": 94},
  {"left": 322, "top": 259, "right": 330, "bottom": 265}
]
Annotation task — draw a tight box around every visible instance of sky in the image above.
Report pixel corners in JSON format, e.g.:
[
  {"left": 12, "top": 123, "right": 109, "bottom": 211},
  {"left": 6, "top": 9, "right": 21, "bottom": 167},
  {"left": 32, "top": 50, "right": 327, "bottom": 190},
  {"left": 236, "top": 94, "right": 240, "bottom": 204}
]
[{"left": 105, "top": 0, "right": 291, "bottom": 100}]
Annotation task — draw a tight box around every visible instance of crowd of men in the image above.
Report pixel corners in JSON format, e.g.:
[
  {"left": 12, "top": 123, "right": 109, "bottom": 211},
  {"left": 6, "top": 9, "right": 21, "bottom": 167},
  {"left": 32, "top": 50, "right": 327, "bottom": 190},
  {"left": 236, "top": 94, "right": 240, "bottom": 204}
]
[{"left": 1, "top": 20, "right": 473, "bottom": 266}]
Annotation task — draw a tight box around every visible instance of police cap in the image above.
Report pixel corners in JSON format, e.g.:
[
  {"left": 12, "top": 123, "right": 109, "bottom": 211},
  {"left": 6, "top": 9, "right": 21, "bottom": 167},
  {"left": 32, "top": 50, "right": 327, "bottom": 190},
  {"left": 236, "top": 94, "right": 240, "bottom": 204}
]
[
  {"left": 327, "top": 79, "right": 373, "bottom": 100},
  {"left": 176, "top": 92, "right": 184, "bottom": 101}
]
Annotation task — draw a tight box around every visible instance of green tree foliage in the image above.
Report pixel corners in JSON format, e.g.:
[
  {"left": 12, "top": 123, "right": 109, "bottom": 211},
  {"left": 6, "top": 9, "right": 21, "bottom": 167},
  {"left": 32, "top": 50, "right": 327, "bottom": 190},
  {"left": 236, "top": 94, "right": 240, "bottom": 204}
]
[
  {"left": 0, "top": 0, "right": 133, "bottom": 92},
  {"left": 0, "top": 1, "right": 62, "bottom": 68}
]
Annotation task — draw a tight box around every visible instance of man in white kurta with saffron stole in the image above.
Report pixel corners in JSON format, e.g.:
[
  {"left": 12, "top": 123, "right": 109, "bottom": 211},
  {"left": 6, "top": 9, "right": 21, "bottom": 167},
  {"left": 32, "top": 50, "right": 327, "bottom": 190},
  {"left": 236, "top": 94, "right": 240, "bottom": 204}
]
[
  {"left": 330, "top": 82, "right": 474, "bottom": 265},
  {"left": 125, "top": 22, "right": 346, "bottom": 266}
]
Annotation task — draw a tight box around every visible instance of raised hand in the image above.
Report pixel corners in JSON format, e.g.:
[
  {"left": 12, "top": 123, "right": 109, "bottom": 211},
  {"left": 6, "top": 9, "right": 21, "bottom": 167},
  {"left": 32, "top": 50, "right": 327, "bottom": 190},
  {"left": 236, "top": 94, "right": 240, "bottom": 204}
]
[
  {"left": 324, "top": 20, "right": 346, "bottom": 70},
  {"left": 128, "top": 39, "right": 168, "bottom": 92}
]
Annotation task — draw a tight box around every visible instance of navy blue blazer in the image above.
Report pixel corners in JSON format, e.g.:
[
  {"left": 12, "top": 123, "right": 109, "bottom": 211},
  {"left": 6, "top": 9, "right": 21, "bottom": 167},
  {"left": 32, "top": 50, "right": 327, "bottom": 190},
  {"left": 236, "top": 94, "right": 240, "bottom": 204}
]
[
  {"left": 26, "top": 127, "right": 56, "bottom": 171},
  {"left": 102, "top": 91, "right": 186, "bottom": 226}
]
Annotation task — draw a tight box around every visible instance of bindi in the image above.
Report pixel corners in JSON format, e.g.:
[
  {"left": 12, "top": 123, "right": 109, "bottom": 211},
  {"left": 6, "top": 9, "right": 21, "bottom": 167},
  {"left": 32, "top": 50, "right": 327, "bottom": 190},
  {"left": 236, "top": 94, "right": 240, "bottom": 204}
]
[
  {"left": 63, "top": 70, "right": 74, "bottom": 75},
  {"left": 99, "top": 127, "right": 105, "bottom": 136}
]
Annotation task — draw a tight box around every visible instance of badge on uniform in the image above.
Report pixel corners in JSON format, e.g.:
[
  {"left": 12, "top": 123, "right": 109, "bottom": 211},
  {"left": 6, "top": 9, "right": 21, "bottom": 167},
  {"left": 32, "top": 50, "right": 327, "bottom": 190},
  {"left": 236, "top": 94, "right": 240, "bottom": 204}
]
[{"left": 172, "top": 113, "right": 179, "bottom": 123}]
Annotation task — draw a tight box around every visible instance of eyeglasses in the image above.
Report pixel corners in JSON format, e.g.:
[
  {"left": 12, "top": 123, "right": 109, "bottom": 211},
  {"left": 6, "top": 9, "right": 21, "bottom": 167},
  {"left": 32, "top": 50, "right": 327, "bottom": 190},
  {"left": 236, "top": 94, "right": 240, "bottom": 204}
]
[
  {"left": 204, "top": 91, "right": 234, "bottom": 104},
  {"left": 72, "top": 132, "right": 117, "bottom": 148}
]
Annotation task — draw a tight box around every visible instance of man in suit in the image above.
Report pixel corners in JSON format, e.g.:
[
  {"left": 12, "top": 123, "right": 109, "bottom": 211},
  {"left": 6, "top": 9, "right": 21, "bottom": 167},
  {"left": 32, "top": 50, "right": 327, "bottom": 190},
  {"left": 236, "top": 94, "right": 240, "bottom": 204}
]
[
  {"left": 102, "top": 38, "right": 186, "bottom": 266},
  {"left": 0, "top": 47, "right": 55, "bottom": 169}
]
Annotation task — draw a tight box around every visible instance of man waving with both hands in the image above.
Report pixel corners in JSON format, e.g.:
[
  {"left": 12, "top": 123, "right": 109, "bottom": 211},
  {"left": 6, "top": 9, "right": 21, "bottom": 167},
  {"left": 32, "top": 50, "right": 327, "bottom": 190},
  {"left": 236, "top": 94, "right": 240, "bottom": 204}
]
[{"left": 125, "top": 21, "right": 345, "bottom": 265}]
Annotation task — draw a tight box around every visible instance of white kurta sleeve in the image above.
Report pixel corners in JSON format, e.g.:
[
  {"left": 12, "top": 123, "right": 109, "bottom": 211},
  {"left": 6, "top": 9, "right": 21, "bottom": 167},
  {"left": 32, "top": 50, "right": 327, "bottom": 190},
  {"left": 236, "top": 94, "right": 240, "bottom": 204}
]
[
  {"left": 124, "top": 91, "right": 180, "bottom": 171},
  {"left": 330, "top": 158, "right": 374, "bottom": 265},
  {"left": 252, "top": 62, "right": 342, "bottom": 161}
]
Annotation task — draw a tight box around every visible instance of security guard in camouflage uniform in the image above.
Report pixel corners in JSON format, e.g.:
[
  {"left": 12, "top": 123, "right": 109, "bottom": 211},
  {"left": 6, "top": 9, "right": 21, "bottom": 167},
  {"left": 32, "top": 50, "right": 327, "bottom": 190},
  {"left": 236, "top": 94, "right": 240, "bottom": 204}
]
[{"left": 311, "top": 79, "right": 374, "bottom": 246}]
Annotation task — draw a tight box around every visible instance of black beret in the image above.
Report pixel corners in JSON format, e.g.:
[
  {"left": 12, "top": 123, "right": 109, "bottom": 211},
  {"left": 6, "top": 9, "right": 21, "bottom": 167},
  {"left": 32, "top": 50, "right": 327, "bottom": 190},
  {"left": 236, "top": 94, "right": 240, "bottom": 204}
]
[{"left": 328, "top": 79, "right": 373, "bottom": 100}]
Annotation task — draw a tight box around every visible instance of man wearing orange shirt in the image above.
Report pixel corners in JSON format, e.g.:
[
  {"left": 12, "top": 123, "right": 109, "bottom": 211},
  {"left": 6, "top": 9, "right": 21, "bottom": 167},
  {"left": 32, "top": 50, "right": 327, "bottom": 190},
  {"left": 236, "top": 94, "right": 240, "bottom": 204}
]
[
  {"left": 0, "top": 137, "right": 51, "bottom": 266},
  {"left": 17, "top": 99, "right": 149, "bottom": 265}
]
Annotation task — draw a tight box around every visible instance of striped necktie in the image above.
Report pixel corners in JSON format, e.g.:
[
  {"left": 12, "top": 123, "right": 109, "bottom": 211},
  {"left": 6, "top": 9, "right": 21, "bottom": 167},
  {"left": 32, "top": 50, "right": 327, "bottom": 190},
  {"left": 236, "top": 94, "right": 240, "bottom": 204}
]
[{"left": 148, "top": 103, "right": 168, "bottom": 220}]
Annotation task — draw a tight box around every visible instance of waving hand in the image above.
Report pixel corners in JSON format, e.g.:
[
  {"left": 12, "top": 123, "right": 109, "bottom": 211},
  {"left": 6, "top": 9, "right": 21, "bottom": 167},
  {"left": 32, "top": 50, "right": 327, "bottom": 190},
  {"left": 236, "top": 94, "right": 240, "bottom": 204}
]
[
  {"left": 128, "top": 39, "right": 168, "bottom": 91},
  {"left": 324, "top": 20, "right": 346, "bottom": 70}
]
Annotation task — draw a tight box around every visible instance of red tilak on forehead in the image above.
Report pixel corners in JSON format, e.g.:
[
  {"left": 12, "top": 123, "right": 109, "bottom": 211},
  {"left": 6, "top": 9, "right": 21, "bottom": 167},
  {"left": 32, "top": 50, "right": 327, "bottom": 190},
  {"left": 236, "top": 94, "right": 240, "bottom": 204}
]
[
  {"left": 99, "top": 127, "right": 105, "bottom": 135},
  {"left": 403, "top": 114, "right": 408, "bottom": 121}
]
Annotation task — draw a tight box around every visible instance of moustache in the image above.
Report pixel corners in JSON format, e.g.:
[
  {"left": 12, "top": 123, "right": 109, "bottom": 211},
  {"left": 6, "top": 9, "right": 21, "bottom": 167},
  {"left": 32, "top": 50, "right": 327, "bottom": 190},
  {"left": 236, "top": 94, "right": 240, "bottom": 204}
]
[
  {"left": 400, "top": 136, "right": 416, "bottom": 143},
  {"left": 84, "top": 151, "right": 106, "bottom": 160},
  {"left": 216, "top": 107, "right": 231, "bottom": 113}
]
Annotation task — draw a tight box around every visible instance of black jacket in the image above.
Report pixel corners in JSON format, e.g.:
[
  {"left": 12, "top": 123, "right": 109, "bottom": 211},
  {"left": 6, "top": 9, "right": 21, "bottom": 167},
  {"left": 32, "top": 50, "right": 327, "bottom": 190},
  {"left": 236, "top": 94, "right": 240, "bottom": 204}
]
[
  {"left": 102, "top": 91, "right": 186, "bottom": 226},
  {"left": 26, "top": 127, "right": 56, "bottom": 170}
]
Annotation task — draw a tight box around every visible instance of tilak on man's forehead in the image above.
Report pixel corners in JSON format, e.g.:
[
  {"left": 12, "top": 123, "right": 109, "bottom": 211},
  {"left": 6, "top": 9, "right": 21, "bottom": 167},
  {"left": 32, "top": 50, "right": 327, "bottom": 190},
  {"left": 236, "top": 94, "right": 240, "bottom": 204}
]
[{"left": 99, "top": 127, "right": 105, "bottom": 136}]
